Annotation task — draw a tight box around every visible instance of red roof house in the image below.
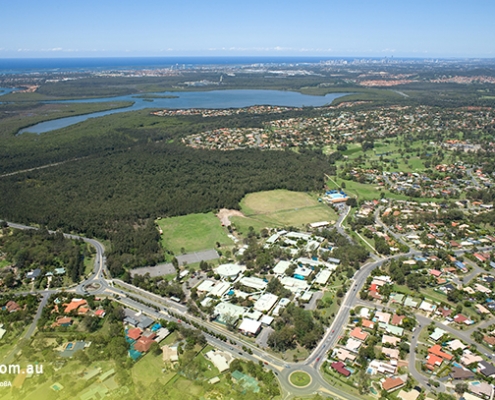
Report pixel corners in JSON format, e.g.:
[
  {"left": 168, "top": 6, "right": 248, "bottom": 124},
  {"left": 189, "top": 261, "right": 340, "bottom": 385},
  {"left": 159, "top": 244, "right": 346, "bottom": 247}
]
[{"left": 331, "top": 362, "right": 351, "bottom": 377}]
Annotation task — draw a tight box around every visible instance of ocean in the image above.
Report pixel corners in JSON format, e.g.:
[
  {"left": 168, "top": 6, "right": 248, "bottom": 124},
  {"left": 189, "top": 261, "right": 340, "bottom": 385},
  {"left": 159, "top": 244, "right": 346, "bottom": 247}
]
[{"left": 0, "top": 56, "right": 352, "bottom": 74}]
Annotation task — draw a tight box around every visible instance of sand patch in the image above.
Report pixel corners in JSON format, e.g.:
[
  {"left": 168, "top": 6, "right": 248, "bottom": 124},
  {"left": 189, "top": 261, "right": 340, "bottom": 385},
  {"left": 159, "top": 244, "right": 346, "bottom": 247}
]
[{"left": 216, "top": 208, "right": 245, "bottom": 226}]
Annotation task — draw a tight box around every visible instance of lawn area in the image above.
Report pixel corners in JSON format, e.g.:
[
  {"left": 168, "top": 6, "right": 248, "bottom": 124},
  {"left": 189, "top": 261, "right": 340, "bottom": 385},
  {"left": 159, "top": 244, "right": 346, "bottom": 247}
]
[
  {"left": 232, "top": 190, "right": 338, "bottom": 235},
  {"left": 289, "top": 371, "right": 311, "bottom": 387},
  {"left": 157, "top": 212, "right": 233, "bottom": 255},
  {"left": 131, "top": 350, "right": 176, "bottom": 386}
]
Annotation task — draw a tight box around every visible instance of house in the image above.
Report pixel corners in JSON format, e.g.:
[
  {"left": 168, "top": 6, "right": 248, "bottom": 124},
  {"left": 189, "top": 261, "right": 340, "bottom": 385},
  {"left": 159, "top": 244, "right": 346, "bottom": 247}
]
[
  {"left": 162, "top": 345, "right": 179, "bottom": 363},
  {"left": 64, "top": 299, "right": 88, "bottom": 314},
  {"left": 461, "top": 351, "right": 483, "bottom": 367},
  {"left": 134, "top": 336, "right": 155, "bottom": 353},
  {"left": 205, "top": 350, "right": 232, "bottom": 373},
  {"left": 5, "top": 300, "right": 21, "bottom": 313},
  {"left": 382, "top": 335, "right": 401, "bottom": 346},
  {"left": 345, "top": 338, "right": 362, "bottom": 353},
  {"left": 428, "top": 344, "right": 453, "bottom": 361},
  {"left": 331, "top": 361, "right": 351, "bottom": 377},
  {"left": 375, "top": 311, "right": 391, "bottom": 324},
  {"left": 55, "top": 317, "right": 73, "bottom": 327},
  {"left": 454, "top": 314, "right": 473, "bottom": 325},
  {"left": 26, "top": 268, "right": 41, "bottom": 280},
  {"left": 484, "top": 335, "right": 495, "bottom": 347},
  {"left": 426, "top": 354, "right": 443, "bottom": 368},
  {"left": 332, "top": 348, "right": 356, "bottom": 363},
  {"left": 127, "top": 328, "right": 142, "bottom": 341},
  {"left": 478, "top": 361, "right": 495, "bottom": 378},
  {"left": 397, "top": 389, "right": 420, "bottom": 400},
  {"left": 429, "top": 327, "right": 447, "bottom": 342},
  {"left": 447, "top": 339, "right": 467, "bottom": 352},
  {"left": 382, "top": 347, "right": 400, "bottom": 360},
  {"left": 94, "top": 309, "right": 106, "bottom": 318},
  {"left": 362, "top": 319, "right": 374, "bottom": 329},
  {"left": 450, "top": 366, "right": 474, "bottom": 380},
  {"left": 350, "top": 327, "right": 368, "bottom": 341},
  {"left": 468, "top": 381, "right": 493, "bottom": 399},
  {"left": 390, "top": 314, "right": 405, "bottom": 326},
  {"left": 382, "top": 377, "right": 405, "bottom": 392}
]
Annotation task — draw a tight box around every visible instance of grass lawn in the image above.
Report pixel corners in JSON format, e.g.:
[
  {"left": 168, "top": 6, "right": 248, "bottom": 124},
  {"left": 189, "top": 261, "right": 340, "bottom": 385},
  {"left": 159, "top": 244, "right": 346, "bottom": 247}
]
[
  {"left": 132, "top": 351, "right": 176, "bottom": 386},
  {"left": 232, "top": 190, "right": 338, "bottom": 235},
  {"left": 284, "top": 346, "right": 310, "bottom": 362},
  {"left": 157, "top": 212, "right": 233, "bottom": 255},
  {"left": 289, "top": 371, "right": 311, "bottom": 387}
]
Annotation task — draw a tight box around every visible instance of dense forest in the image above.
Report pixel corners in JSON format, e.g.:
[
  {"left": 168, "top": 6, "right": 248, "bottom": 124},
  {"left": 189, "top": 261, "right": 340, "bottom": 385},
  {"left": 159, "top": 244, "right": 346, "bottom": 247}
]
[{"left": 0, "top": 143, "right": 333, "bottom": 275}]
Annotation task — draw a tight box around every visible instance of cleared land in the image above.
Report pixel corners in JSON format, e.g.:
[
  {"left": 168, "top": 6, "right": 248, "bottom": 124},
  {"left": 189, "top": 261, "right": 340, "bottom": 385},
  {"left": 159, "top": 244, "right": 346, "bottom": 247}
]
[
  {"left": 157, "top": 212, "right": 233, "bottom": 255},
  {"left": 231, "top": 190, "right": 337, "bottom": 234}
]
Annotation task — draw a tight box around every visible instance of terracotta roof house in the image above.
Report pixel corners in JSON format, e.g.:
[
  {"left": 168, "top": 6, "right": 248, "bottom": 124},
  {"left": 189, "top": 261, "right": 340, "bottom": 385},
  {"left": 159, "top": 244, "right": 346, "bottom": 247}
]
[
  {"left": 5, "top": 300, "right": 21, "bottom": 313},
  {"left": 362, "top": 319, "right": 374, "bottom": 329},
  {"left": 437, "top": 307, "right": 452, "bottom": 318},
  {"left": 454, "top": 314, "right": 470, "bottom": 324},
  {"left": 55, "top": 317, "right": 73, "bottom": 327},
  {"left": 134, "top": 336, "right": 155, "bottom": 353},
  {"left": 428, "top": 344, "right": 453, "bottom": 361},
  {"left": 64, "top": 299, "right": 87, "bottom": 314},
  {"left": 426, "top": 354, "right": 443, "bottom": 368},
  {"left": 127, "top": 328, "right": 142, "bottom": 341},
  {"left": 382, "top": 377, "right": 405, "bottom": 392},
  {"left": 484, "top": 335, "right": 495, "bottom": 347},
  {"left": 350, "top": 327, "right": 368, "bottom": 341},
  {"left": 95, "top": 309, "right": 106, "bottom": 318},
  {"left": 391, "top": 314, "right": 405, "bottom": 326}
]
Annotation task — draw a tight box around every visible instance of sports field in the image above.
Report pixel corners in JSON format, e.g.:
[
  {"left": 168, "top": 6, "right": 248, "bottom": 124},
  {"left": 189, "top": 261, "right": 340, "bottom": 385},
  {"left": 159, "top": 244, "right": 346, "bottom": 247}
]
[
  {"left": 231, "top": 190, "right": 337, "bottom": 234},
  {"left": 157, "top": 212, "right": 233, "bottom": 254}
]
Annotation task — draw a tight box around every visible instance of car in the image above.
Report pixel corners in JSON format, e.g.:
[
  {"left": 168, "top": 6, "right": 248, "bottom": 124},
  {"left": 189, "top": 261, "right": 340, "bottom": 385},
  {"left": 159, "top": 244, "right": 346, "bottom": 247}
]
[
  {"left": 331, "top": 330, "right": 335, "bottom": 333},
  {"left": 285, "top": 364, "right": 290, "bottom": 368},
  {"left": 316, "top": 357, "right": 320, "bottom": 361},
  {"left": 264, "top": 361, "right": 268, "bottom": 365}
]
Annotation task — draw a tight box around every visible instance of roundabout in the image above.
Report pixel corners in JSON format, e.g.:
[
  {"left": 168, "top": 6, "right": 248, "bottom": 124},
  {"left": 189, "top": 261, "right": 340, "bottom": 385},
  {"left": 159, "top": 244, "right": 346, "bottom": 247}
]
[{"left": 289, "top": 371, "right": 312, "bottom": 388}]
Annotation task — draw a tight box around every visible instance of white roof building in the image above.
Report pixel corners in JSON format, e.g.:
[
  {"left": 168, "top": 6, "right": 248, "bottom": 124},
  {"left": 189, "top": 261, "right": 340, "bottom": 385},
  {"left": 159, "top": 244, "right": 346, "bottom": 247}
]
[
  {"left": 205, "top": 350, "right": 231, "bottom": 373},
  {"left": 238, "top": 318, "right": 262, "bottom": 336},
  {"left": 209, "top": 282, "right": 231, "bottom": 297},
  {"left": 309, "top": 221, "right": 330, "bottom": 229},
  {"left": 273, "top": 298, "right": 291, "bottom": 316},
  {"left": 216, "top": 263, "right": 245, "bottom": 279},
  {"left": 214, "top": 302, "right": 245, "bottom": 324},
  {"left": 253, "top": 293, "right": 278, "bottom": 312},
  {"left": 273, "top": 260, "right": 292, "bottom": 275},
  {"left": 314, "top": 269, "right": 332, "bottom": 285},
  {"left": 260, "top": 315, "right": 274, "bottom": 325},
  {"left": 280, "top": 276, "right": 309, "bottom": 292},
  {"left": 294, "top": 266, "right": 312, "bottom": 277},
  {"left": 301, "top": 292, "right": 313, "bottom": 302},
  {"left": 239, "top": 276, "right": 267, "bottom": 291},
  {"left": 196, "top": 280, "right": 215, "bottom": 293}
]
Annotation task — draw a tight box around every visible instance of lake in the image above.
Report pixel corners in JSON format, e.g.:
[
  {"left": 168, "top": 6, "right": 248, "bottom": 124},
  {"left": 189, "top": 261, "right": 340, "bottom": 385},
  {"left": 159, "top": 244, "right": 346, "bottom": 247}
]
[{"left": 16, "top": 89, "right": 350, "bottom": 134}]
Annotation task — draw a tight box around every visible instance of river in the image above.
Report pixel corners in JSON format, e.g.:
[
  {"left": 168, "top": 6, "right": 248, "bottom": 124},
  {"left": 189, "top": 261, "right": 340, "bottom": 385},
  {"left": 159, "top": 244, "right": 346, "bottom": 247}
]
[{"left": 10, "top": 89, "right": 349, "bottom": 134}]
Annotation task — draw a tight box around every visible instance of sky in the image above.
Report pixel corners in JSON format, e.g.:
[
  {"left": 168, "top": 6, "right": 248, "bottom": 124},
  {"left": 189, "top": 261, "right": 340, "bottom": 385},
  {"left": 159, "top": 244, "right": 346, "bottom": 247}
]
[{"left": 1, "top": 0, "right": 494, "bottom": 58}]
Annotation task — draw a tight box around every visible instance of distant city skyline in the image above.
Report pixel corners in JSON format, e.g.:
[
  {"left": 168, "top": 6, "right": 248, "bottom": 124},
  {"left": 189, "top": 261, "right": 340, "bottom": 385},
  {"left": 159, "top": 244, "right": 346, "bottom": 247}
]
[{"left": 1, "top": 0, "right": 494, "bottom": 58}]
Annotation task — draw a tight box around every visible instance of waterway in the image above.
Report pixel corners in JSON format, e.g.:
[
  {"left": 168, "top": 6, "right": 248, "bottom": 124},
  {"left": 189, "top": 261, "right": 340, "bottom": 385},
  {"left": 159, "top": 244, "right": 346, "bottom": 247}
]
[{"left": 13, "top": 89, "right": 349, "bottom": 134}]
